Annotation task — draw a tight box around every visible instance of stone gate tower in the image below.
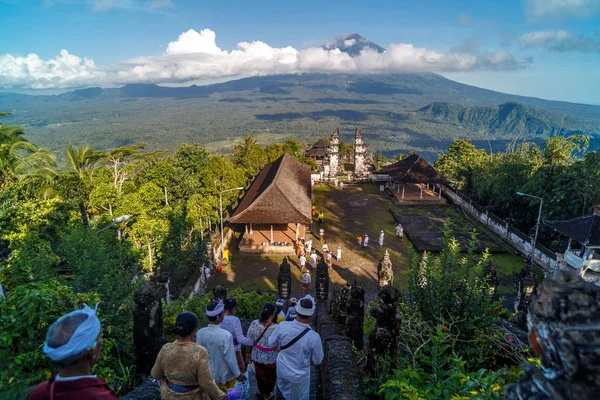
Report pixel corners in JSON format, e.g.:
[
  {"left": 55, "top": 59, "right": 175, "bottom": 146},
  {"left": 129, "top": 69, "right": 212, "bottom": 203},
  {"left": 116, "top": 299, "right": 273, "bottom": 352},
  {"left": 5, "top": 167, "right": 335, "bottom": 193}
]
[
  {"left": 354, "top": 127, "right": 369, "bottom": 178},
  {"left": 327, "top": 128, "right": 340, "bottom": 179}
]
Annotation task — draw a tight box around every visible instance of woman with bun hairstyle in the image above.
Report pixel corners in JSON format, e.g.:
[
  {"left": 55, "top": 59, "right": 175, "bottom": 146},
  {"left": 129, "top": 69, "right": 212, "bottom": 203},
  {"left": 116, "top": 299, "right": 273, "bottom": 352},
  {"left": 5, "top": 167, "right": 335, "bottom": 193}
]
[
  {"left": 220, "top": 297, "right": 254, "bottom": 374},
  {"left": 246, "top": 303, "right": 279, "bottom": 400},
  {"left": 151, "top": 312, "right": 226, "bottom": 400}
]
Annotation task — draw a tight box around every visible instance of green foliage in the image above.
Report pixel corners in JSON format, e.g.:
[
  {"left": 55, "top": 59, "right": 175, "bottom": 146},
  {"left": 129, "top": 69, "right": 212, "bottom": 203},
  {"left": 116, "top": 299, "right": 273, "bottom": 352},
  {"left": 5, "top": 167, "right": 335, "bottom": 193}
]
[
  {"left": 0, "top": 281, "right": 98, "bottom": 387},
  {"left": 378, "top": 330, "right": 522, "bottom": 400}
]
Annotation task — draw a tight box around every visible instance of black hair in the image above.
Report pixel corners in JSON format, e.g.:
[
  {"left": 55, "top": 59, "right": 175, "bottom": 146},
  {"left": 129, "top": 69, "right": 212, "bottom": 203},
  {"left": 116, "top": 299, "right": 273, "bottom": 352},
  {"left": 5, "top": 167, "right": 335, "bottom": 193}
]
[
  {"left": 224, "top": 298, "right": 237, "bottom": 311},
  {"left": 259, "top": 303, "right": 276, "bottom": 323},
  {"left": 173, "top": 312, "right": 199, "bottom": 337}
]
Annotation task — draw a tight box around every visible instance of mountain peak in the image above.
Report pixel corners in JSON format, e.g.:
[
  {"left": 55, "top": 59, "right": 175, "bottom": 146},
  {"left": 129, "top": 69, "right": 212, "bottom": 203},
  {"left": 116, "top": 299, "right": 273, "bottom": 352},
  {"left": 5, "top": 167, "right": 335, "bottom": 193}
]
[{"left": 321, "top": 33, "right": 385, "bottom": 56}]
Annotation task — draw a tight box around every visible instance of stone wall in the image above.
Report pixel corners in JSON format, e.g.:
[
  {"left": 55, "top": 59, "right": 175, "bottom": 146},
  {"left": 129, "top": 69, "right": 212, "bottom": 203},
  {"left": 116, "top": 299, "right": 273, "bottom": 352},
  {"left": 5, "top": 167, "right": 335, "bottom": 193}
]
[
  {"left": 316, "top": 303, "right": 364, "bottom": 400},
  {"left": 440, "top": 185, "right": 557, "bottom": 274}
]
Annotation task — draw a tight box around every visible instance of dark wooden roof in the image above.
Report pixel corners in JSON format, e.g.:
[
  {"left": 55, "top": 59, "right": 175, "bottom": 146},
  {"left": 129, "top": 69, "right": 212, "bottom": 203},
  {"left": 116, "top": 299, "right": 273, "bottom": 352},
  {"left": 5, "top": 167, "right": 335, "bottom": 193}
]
[
  {"left": 381, "top": 154, "right": 450, "bottom": 184},
  {"left": 305, "top": 139, "right": 328, "bottom": 158},
  {"left": 545, "top": 214, "right": 600, "bottom": 247},
  {"left": 229, "top": 153, "right": 312, "bottom": 225}
]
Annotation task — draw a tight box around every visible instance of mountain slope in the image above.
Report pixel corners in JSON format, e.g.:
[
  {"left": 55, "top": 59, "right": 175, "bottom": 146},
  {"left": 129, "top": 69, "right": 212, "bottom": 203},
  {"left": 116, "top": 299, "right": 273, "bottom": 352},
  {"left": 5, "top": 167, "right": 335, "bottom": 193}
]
[
  {"left": 418, "top": 102, "right": 596, "bottom": 137},
  {"left": 1, "top": 73, "right": 599, "bottom": 161}
]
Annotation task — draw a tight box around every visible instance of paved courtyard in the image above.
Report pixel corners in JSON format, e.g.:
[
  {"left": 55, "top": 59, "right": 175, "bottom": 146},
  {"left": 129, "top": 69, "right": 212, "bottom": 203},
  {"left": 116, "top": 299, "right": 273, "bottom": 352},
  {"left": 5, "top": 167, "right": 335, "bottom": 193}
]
[{"left": 213, "top": 183, "right": 522, "bottom": 299}]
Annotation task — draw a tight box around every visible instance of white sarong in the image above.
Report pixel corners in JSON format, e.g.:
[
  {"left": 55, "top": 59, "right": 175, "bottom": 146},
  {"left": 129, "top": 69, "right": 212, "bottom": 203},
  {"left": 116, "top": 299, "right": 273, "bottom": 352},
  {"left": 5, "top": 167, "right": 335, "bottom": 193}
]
[{"left": 277, "top": 375, "right": 310, "bottom": 400}]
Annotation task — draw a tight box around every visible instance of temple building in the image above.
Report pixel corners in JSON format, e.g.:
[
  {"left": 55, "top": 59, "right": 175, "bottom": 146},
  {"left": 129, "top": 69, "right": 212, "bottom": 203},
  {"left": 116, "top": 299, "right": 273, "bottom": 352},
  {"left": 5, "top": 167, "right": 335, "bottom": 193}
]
[
  {"left": 380, "top": 153, "right": 450, "bottom": 202},
  {"left": 229, "top": 153, "right": 312, "bottom": 255},
  {"left": 546, "top": 209, "right": 600, "bottom": 284},
  {"left": 305, "top": 139, "right": 329, "bottom": 166}
]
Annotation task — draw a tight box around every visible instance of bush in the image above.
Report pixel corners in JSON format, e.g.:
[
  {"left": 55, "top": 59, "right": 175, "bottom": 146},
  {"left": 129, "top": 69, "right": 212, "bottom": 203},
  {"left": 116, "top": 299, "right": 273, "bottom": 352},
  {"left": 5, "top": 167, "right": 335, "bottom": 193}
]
[{"left": 0, "top": 281, "right": 98, "bottom": 388}]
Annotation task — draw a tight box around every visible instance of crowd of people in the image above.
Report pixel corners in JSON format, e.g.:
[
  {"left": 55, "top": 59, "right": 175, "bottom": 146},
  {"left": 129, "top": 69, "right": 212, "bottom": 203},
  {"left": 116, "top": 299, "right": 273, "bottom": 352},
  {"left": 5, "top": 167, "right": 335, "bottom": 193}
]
[{"left": 27, "top": 294, "right": 323, "bottom": 400}]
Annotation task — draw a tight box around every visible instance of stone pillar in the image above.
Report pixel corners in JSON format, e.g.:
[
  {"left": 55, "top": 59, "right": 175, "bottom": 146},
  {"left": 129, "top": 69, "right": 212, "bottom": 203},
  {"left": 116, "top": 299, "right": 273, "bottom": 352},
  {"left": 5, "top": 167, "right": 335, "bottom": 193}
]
[
  {"left": 402, "top": 185, "right": 405, "bottom": 200},
  {"left": 316, "top": 258, "right": 330, "bottom": 302},
  {"left": 353, "top": 127, "right": 370, "bottom": 179},
  {"left": 378, "top": 249, "right": 394, "bottom": 288},
  {"left": 133, "top": 278, "right": 167, "bottom": 376},
  {"left": 367, "top": 285, "right": 402, "bottom": 371},
  {"left": 278, "top": 257, "right": 292, "bottom": 300},
  {"left": 513, "top": 262, "right": 537, "bottom": 330},
  {"left": 331, "top": 282, "right": 351, "bottom": 326},
  {"left": 346, "top": 282, "right": 365, "bottom": 350},
  {"left": 328, "top": 128, "right": 340, "bottom": 179},
  {"left": 505, "top": 268, "right": 600, "bottom": 400}
]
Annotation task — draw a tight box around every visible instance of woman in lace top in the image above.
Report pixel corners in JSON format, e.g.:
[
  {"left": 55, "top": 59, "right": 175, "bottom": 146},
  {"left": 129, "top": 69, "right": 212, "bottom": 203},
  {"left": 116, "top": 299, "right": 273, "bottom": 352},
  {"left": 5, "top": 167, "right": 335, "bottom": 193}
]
[
  {"left": 220, "top": 298, "right": 254, "bottom": 374},
  {"left": 247, "top": 303, "right": 278, "bottom": 400}
]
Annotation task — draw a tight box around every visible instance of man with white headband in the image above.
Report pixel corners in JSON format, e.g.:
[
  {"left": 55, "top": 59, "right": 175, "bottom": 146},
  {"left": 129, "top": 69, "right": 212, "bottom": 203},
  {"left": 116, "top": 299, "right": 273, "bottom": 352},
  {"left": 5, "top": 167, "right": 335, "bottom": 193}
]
[
  {"left": 26, "top": 304, "right": 118, "bottom": 400},
  {"left": 196, "top": 299, "right": 245, "bottom": 391},
  {"left": 268, "top": 295, "right": 323, "bottom": 400}
]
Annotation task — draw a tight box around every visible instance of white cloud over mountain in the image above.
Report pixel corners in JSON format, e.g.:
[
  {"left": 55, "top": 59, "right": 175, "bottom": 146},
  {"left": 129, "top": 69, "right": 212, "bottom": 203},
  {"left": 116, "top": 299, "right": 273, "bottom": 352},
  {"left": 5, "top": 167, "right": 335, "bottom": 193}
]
[
  {"left": 526, "top": 0, "right": 600, "bottom": 20},
  {"left": 1, "top": 28, "right": 524, "bottom": 90}
]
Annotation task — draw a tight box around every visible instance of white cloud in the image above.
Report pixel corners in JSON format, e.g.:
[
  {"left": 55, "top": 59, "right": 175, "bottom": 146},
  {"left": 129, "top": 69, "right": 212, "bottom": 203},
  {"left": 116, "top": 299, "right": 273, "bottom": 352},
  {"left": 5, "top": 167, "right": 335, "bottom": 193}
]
[
  {"left": 526, "top": 0, "right": 600, "bottom": 20},
  {"left": 343, "top": 39, "right": 357, "bottom": 47},
  {"left": 520, "top": 29, "right": 600, "bottom": 52},
  {"left": 118, "top": 28, "right": 523, "bottom": 85},
  {"left": 144, "top": 0, "right": 174, "bottom": 10},
  {"left": 1, "top": 29, "right": 526, "bottom": 89},
  {"left": 0, "top": 49, "right": 107, "bottom": 89}
]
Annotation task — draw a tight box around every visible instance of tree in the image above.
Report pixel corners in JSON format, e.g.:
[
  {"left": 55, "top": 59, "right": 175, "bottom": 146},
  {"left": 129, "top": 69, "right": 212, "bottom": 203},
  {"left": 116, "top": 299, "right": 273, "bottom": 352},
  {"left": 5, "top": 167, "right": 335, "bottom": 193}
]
[
  {"left": 434, "top": 139, "right": 488, "bottom": 192},
  {"left": 233, "top": 134, "right": 268, "bottom": 176},
  {"left": 63, "top": 144, "right": 101, "bottom": 227}
]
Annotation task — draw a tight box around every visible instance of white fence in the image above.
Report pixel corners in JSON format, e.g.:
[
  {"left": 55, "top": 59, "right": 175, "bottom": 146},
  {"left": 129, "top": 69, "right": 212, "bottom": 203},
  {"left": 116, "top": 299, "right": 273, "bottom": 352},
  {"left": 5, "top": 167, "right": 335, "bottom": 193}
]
[{"left": 440, "top": 185, "right": 557, "bottom": 274}]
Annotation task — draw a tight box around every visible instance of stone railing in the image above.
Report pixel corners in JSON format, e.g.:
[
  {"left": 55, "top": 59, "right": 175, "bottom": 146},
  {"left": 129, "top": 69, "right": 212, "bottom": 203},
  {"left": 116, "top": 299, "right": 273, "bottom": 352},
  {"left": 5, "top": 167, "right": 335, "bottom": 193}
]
[
  {"left": 439, "top": 185, "right": 557, "bottom": 274},
  {"left": 315, "top": 303, "right": 364, "bottom": 400}
]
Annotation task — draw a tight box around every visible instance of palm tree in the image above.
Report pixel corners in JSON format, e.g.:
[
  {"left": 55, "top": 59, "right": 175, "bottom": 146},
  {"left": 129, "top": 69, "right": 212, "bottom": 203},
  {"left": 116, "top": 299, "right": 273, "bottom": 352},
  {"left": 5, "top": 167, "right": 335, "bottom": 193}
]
[
  {"left": 0, "top": 115, "right": 57, "bottom": 188},
  {"left": 64, "top": 144, "right": 100, "bottom": 227}
]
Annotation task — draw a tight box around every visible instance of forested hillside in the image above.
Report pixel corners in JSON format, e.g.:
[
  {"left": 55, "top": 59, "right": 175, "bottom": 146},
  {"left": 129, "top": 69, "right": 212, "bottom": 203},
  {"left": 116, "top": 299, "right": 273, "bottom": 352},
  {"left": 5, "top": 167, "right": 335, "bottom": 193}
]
[{"left": 2, "top": 73, "right": 599, "bottom": 160}]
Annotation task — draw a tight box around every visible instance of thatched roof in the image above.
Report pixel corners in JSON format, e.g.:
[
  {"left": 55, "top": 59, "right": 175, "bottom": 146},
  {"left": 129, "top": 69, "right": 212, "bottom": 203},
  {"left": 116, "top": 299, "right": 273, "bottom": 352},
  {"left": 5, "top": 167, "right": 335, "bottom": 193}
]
[
  {"left": 545, "top": 214, "right": 600, "bottom": 247},
  {"left": 229, "top": 153, "right": 312, "bottom": 225},
  {"left": 305, "top": 139, "right": 329, "bottom": 158},
  {"left": 381, "top": 154, "right": 450, "bottom": 184}
]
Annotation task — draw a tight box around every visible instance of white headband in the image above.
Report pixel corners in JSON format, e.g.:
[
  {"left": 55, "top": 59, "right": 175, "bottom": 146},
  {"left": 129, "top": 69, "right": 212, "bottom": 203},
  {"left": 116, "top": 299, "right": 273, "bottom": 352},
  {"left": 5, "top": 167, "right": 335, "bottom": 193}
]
[{"left": 206, "top": 300, "right": 225, "bottom": 317}]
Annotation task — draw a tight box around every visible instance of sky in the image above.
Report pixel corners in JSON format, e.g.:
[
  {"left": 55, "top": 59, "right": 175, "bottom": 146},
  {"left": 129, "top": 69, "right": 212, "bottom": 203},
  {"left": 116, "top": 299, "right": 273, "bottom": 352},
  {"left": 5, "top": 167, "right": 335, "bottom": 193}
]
[{"left": 1, "top": 0, "right": 600, "bottom": 104}]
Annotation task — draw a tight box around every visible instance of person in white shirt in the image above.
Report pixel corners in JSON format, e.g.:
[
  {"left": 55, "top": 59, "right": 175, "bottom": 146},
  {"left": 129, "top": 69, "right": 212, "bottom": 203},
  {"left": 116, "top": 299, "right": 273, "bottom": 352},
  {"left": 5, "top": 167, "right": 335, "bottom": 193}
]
[
  {"left": 285, "top": 298, "right": 297, "bottom": 321},
  {"left": 220, "top": 298, "right": 254, "bottom": 374},
  {"left": 363, "top": 233, "right": 369, "bottom": 247},
  {"left": 299, "top": 254, "right": 306, "bottom": 270},
  {"left": 268, "top": 295, "right": 324, "bottom": 400},
  {"left": 379, "top": 230, "right": 385, "bottom": 246},
  {"left": 309, "top": 251, "right": 318, "bottom": 269},
  {"left": 336, "top": 245, "right": 342, "bottom": 262},
  {"left": 305, "top": 239, "right": 312, "bottom": 253},
  {"left": 319, "top": 227, "right": 325, "bottom": 242},
  {"left": 195, "top": 300, "right": 244, "bottom": 391},
  {"left": 301, "top": 271, "right": 311, "bottom": 292},
  {"left": 396, "top": 223, "right": 404, "bottom": 239},
  {"left": 321, "top": 241, "right": 329, "bottom": 253}
]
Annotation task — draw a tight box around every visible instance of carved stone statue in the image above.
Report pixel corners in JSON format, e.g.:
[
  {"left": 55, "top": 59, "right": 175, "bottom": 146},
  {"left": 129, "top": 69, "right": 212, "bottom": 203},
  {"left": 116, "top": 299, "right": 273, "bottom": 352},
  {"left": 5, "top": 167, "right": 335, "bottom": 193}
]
[
  {"left": 513, "top": 262, "right": 537, "bottom": 330},
  {"left": 505, "top": 268, "right": 600, "bottom": 400},
  {"left": 368, "top": 285, "right": 402, "bottom": 369},
  {"left": 278, "top": 257, "right": 292, "bottom": 300},
  {"left": 378, "top": 249, "right": 394, "bottom": 288},
  {"left": 484, "top": 260, "right": 500, "bottom": 302},
  {"left": 346, "top": 281, "right": 365, "bottom": 350},
  {"left": 316, "top": 258, "right": 329, "bottom": 302},
  {"left": 133, "top": 277, "right": 167, "bottom": 376},
  {"left": 331, "top": 282, "right": 351, "bottom": 325}
]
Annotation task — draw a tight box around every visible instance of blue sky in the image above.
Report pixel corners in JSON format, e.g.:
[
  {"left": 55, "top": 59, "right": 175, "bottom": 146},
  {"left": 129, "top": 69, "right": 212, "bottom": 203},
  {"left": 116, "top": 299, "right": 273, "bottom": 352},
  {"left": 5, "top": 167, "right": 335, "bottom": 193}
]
[{"left": 1, "top": 0, "right": 600, "bottom": 104}]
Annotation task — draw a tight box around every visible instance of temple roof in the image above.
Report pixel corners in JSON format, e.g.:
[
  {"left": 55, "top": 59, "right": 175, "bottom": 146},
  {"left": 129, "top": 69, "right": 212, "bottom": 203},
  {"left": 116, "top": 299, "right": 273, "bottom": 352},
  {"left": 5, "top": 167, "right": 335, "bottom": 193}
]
[
  {"left": 229, "top": 153, "right": 312, "bottom": 225},
  {"left": 305, "top": 139, "right": 329, "bottom": 158},
  {"left": 545, "top": 214, "right": 600, "bottom": 247},
  {"left": 381, "top": 154, "right": 450, "bottom": 184}
]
